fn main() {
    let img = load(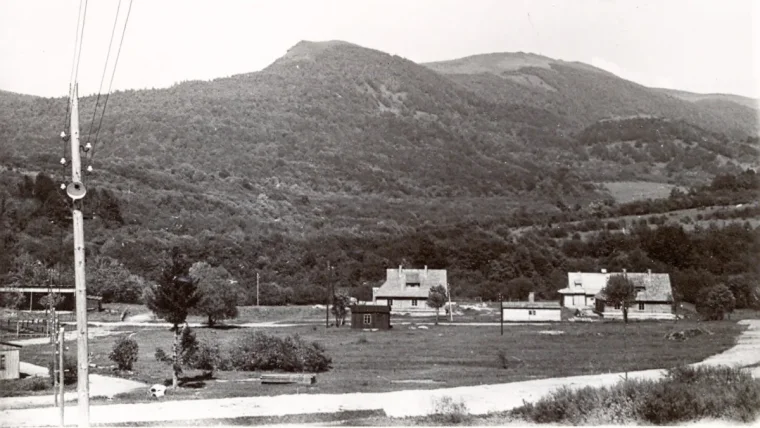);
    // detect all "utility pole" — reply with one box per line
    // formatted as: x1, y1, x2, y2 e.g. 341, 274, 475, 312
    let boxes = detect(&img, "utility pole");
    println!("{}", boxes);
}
447, 283, 453, 322
499, 294, 504, 336
256, 272, 260, 306
58, 326, 65, 428
66, 84, 89, 428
